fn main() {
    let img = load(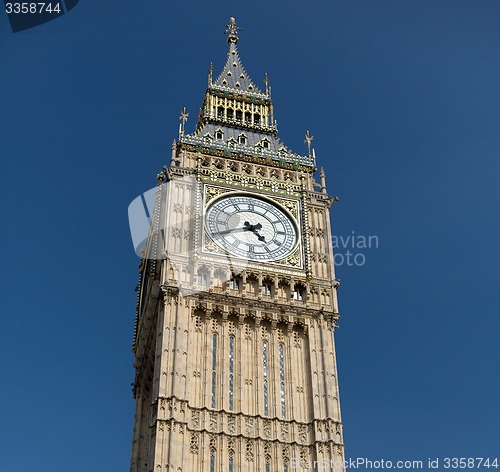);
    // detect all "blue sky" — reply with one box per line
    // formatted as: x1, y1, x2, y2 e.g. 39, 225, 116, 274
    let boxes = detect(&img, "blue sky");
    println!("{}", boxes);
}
1, 1, 499, 471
